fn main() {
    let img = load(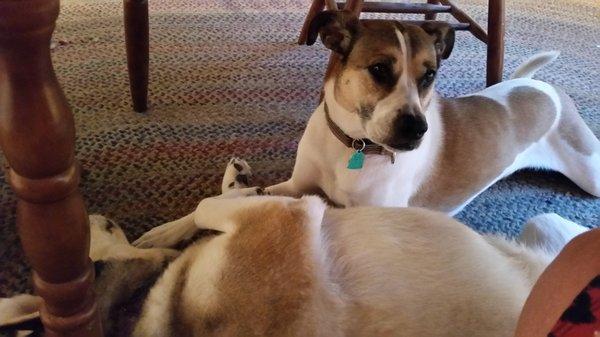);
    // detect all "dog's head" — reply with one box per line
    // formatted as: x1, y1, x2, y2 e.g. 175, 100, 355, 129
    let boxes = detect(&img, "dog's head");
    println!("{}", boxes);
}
307, 10, 454, 151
